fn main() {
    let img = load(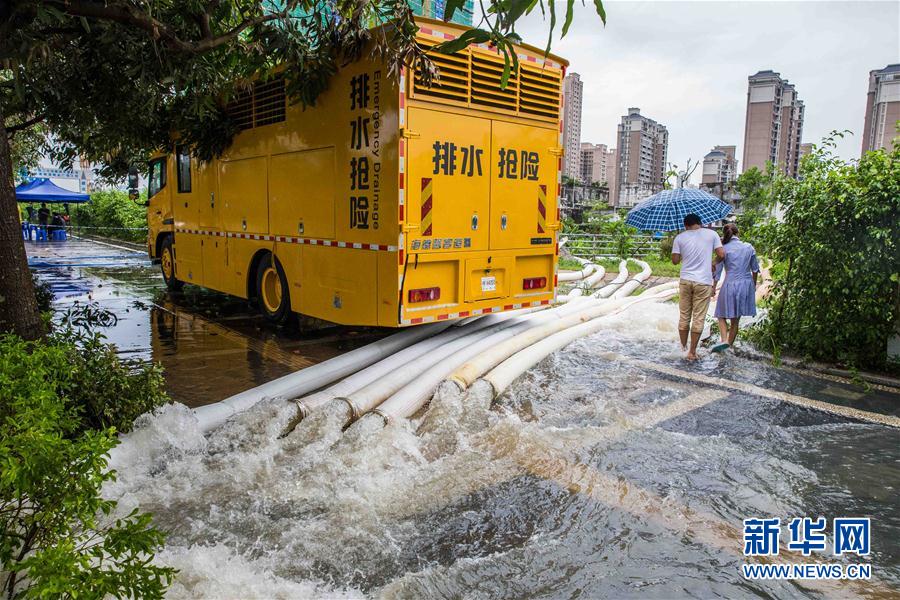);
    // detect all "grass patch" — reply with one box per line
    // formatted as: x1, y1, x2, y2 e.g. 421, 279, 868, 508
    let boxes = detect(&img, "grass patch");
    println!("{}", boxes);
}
558, 257, 582, 270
